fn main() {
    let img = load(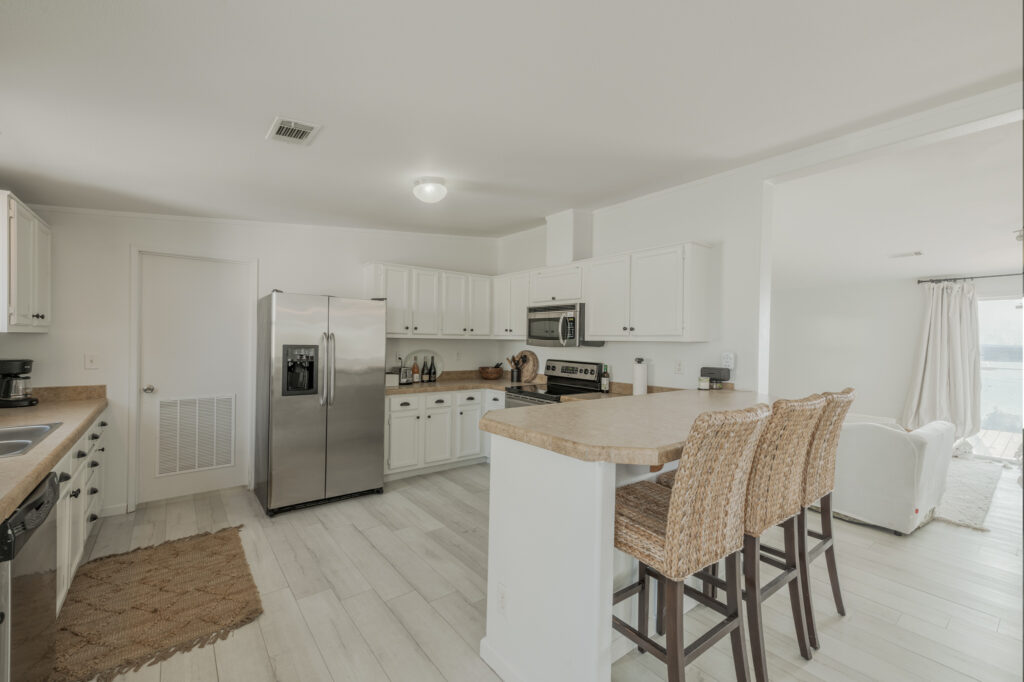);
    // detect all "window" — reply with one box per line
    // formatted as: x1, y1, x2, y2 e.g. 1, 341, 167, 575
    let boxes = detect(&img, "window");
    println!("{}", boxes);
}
973, 298, 1023, 461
